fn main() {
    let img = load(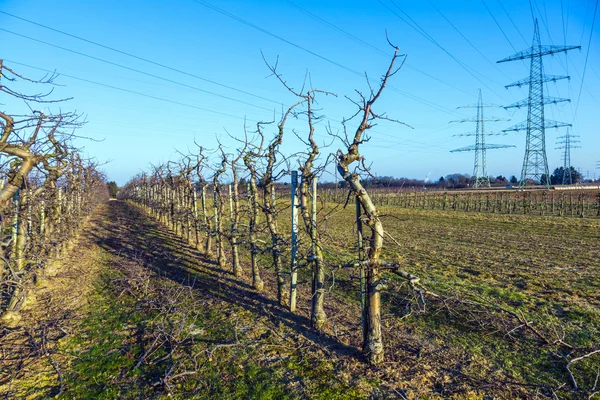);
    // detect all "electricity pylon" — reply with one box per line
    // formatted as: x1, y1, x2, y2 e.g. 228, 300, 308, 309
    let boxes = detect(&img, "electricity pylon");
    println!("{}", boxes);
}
450, 89, 515, 188
555, 128, 580, 184
497, 19, 580, 188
